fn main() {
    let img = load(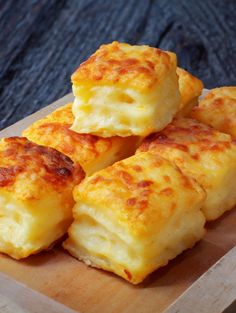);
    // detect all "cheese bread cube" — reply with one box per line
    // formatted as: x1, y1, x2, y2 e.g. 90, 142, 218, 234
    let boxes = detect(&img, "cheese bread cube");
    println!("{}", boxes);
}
23, 103, 138, 176
0, 137, 85, 259
138, 118, 236, 221
191, 87, 236, 137
176, 67, 203, 117
63, 151, 205, 284
71, 41, 181, 137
